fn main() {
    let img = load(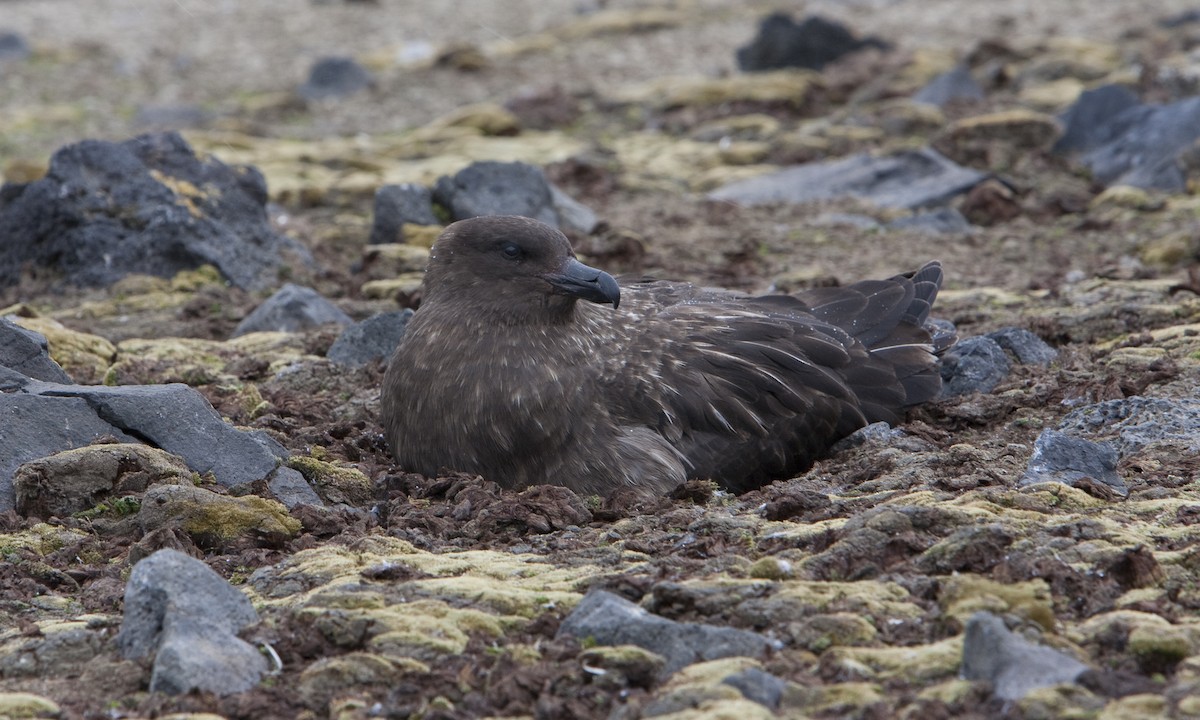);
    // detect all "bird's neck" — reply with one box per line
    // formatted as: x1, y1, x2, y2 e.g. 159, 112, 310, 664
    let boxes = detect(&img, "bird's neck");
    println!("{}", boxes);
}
419, 294, 580, 328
